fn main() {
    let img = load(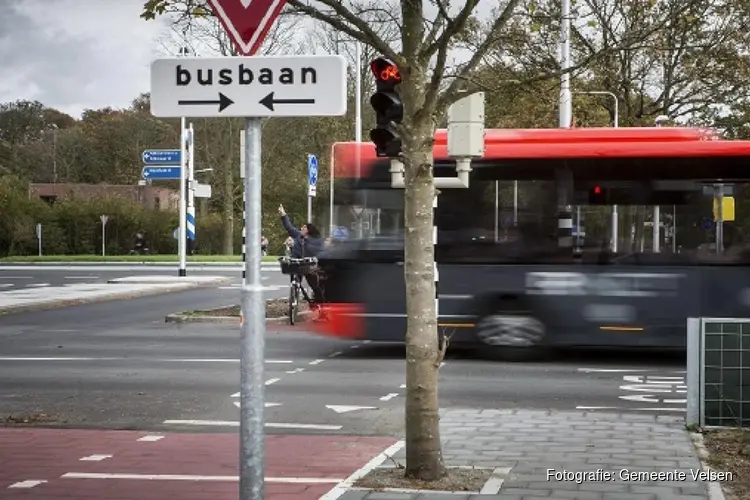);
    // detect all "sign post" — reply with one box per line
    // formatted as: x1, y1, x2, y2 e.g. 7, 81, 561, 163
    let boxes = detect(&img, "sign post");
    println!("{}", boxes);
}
152, 2, 347, 498
100, 215, 108, 256
307, 154, 318, 222
35, 223, 42, 256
